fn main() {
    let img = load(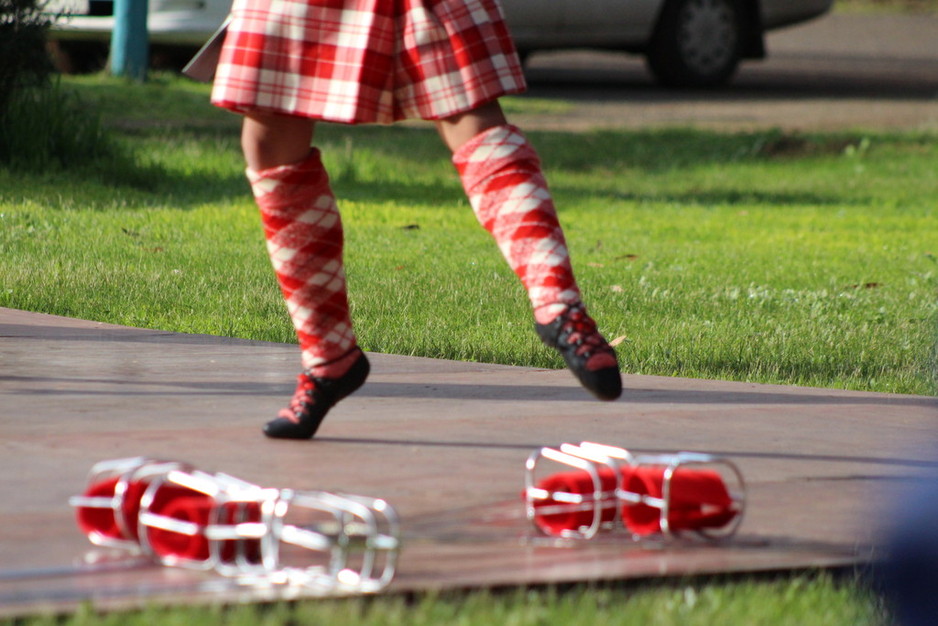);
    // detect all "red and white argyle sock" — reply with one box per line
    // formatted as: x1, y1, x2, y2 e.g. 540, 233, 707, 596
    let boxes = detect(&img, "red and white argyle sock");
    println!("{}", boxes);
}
453, 125, 581, 324
248, 149, 358, 377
